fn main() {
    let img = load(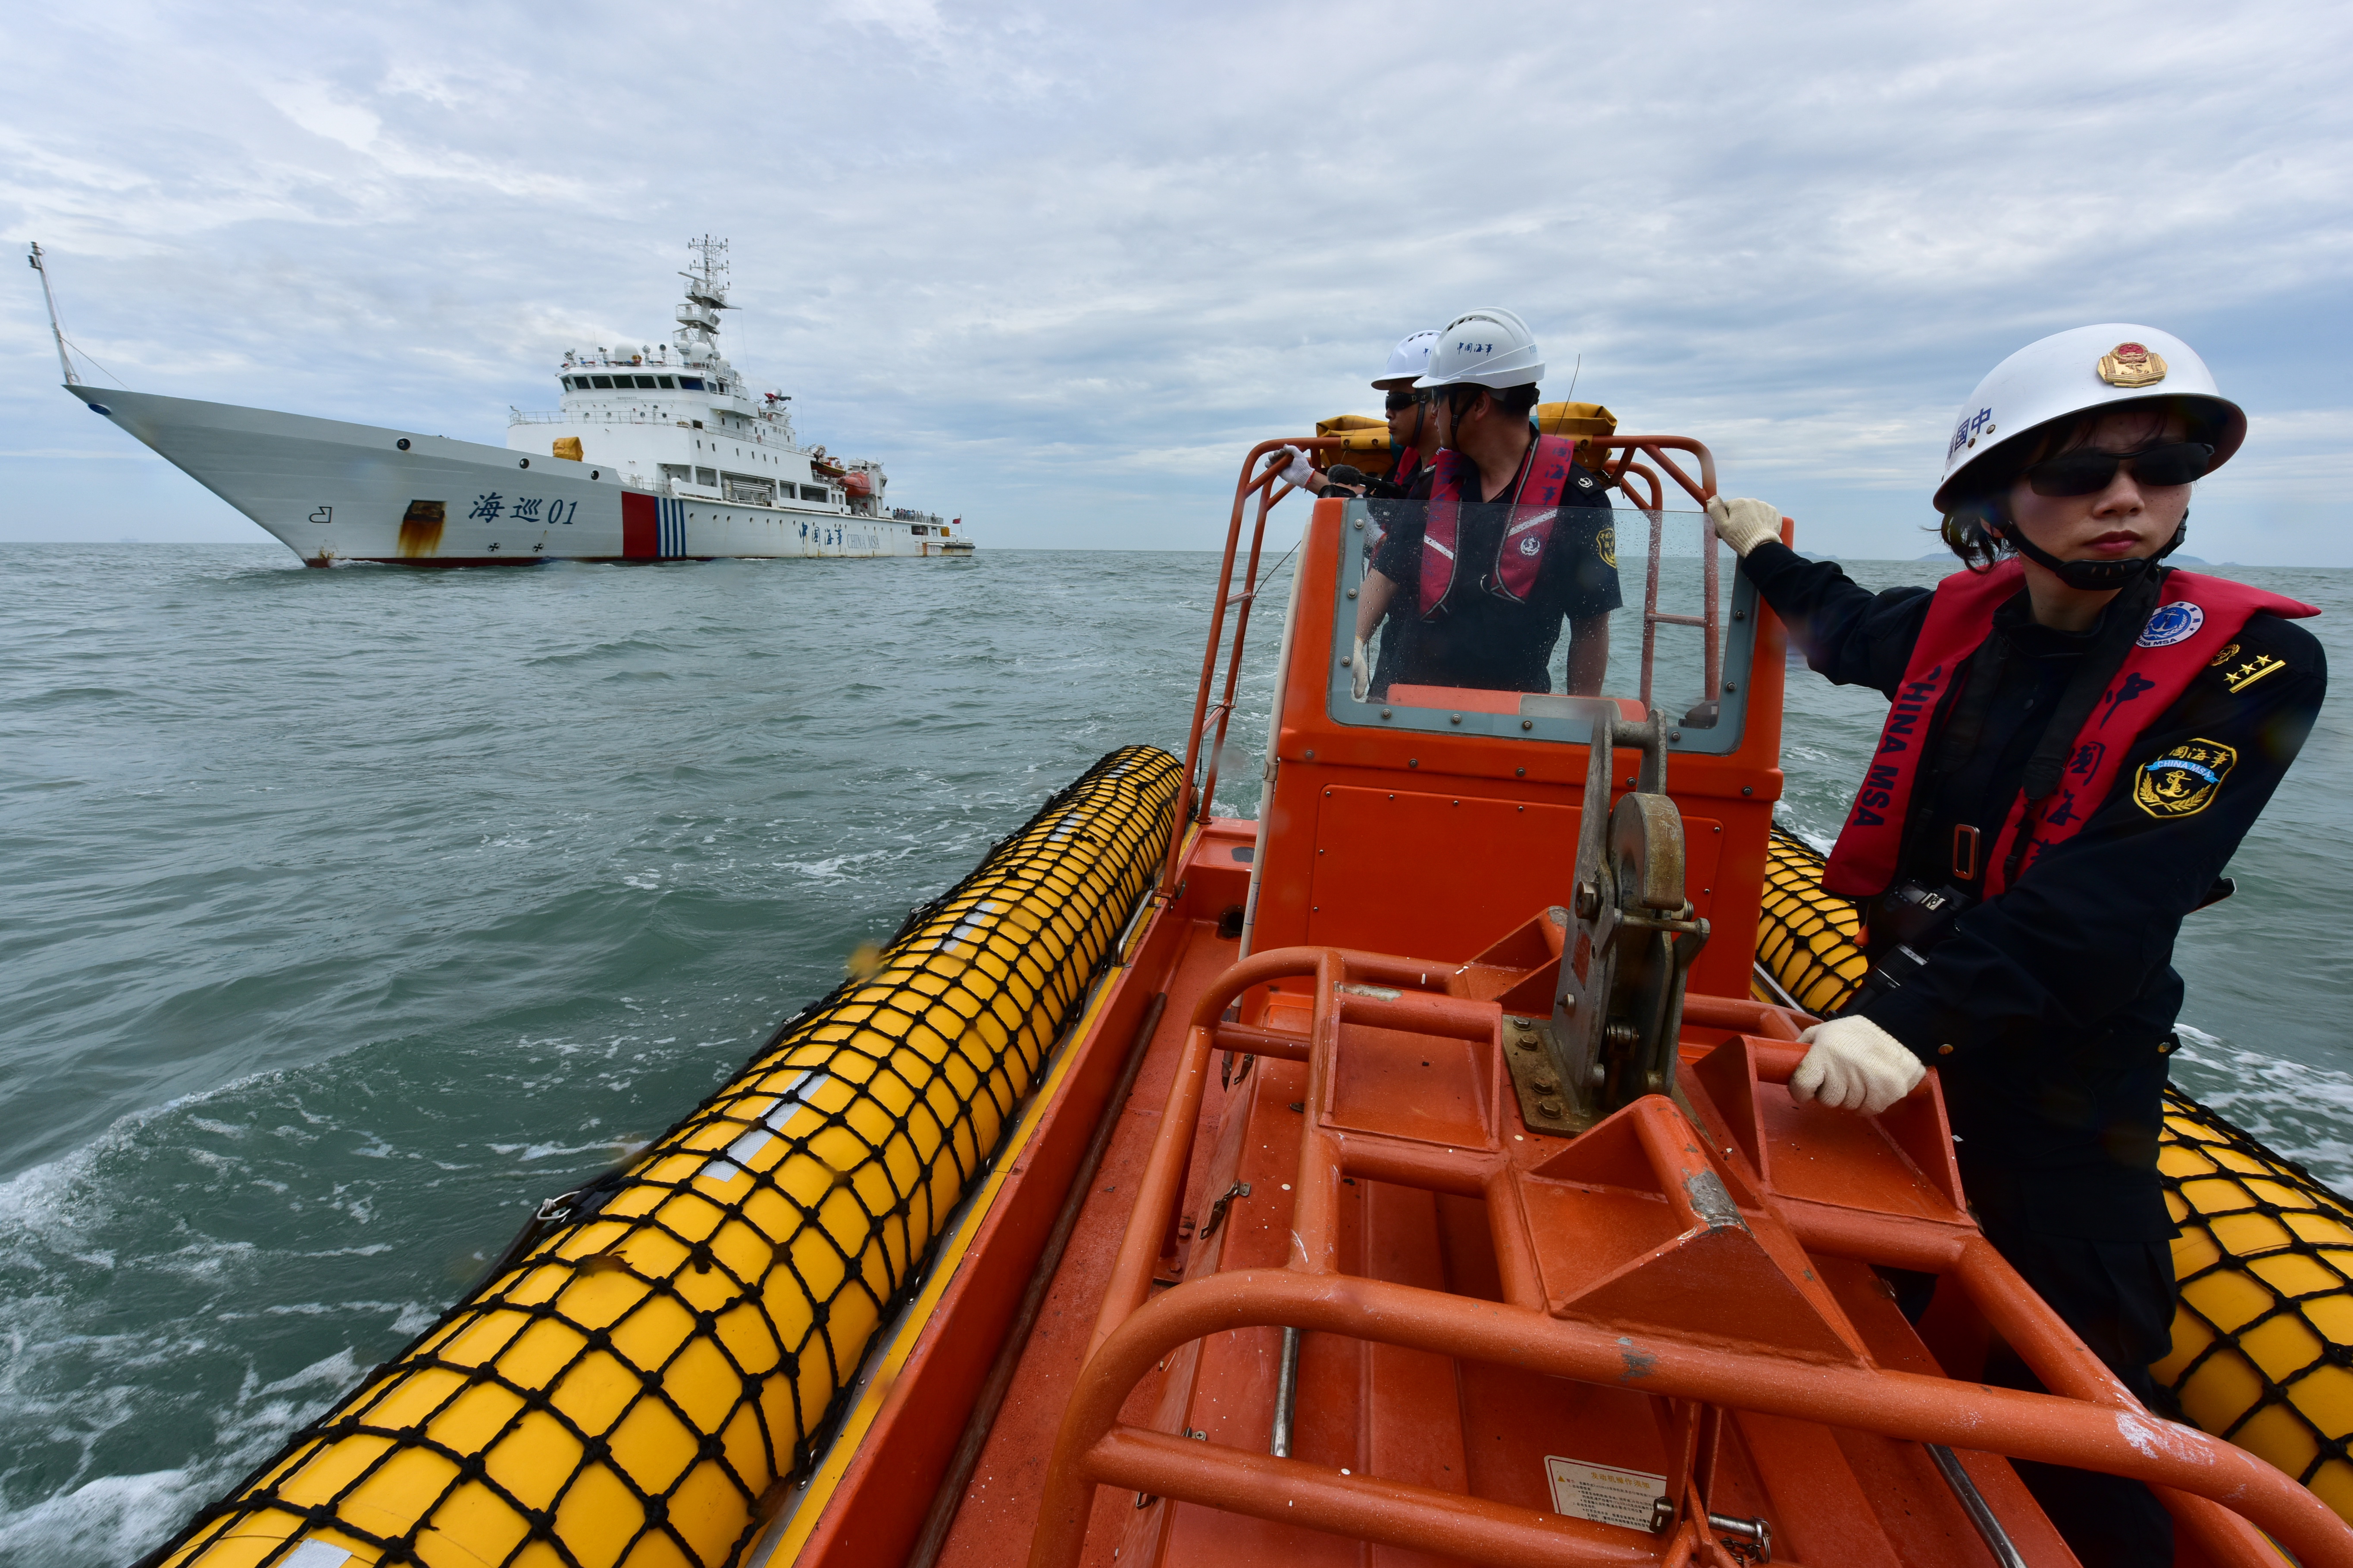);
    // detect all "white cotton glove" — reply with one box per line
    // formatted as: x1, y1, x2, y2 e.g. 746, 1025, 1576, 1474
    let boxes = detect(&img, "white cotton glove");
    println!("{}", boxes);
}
1350, 635, 1370, 701
1706, 496, 1784, 557
1277, 446, 1320, 492
1790, 1016, 1926, 1114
